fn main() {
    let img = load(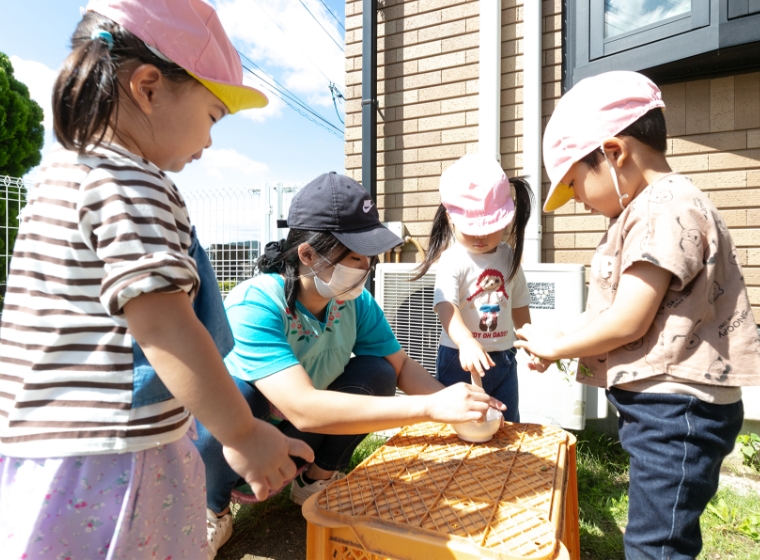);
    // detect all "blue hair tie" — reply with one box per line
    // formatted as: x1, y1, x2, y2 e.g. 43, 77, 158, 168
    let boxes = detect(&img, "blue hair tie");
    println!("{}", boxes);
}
91, 29, 114, 50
